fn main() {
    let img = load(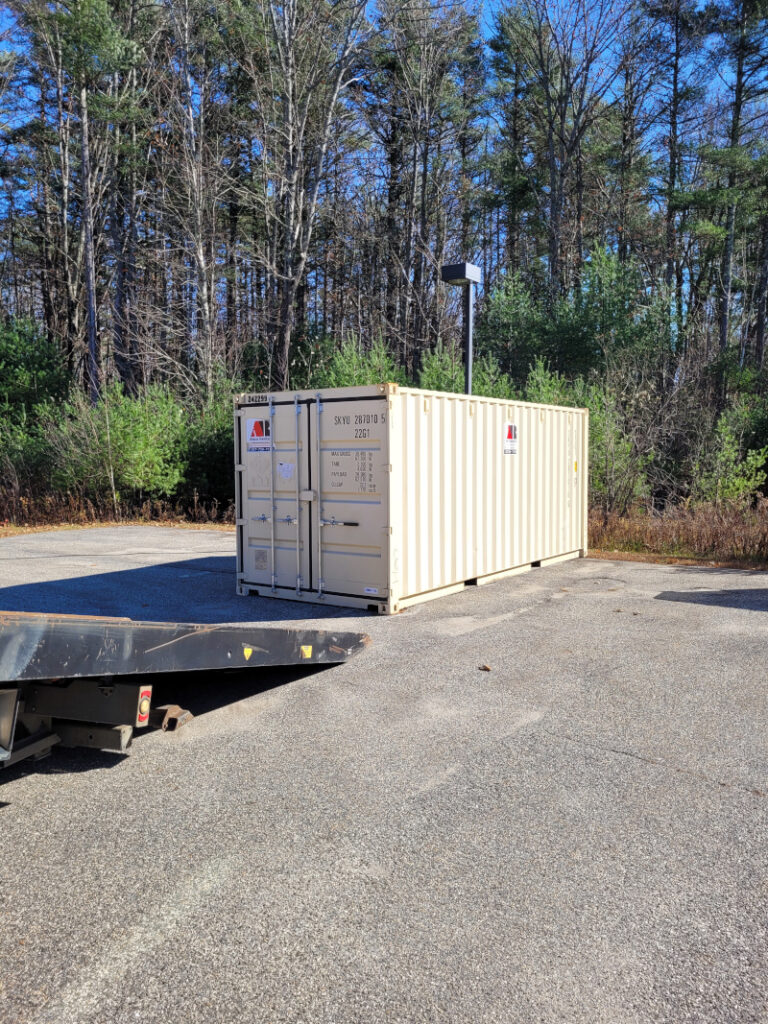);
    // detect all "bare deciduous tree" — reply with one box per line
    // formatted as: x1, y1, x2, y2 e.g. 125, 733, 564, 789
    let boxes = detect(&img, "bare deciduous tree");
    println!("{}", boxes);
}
230, 0, 368, 387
